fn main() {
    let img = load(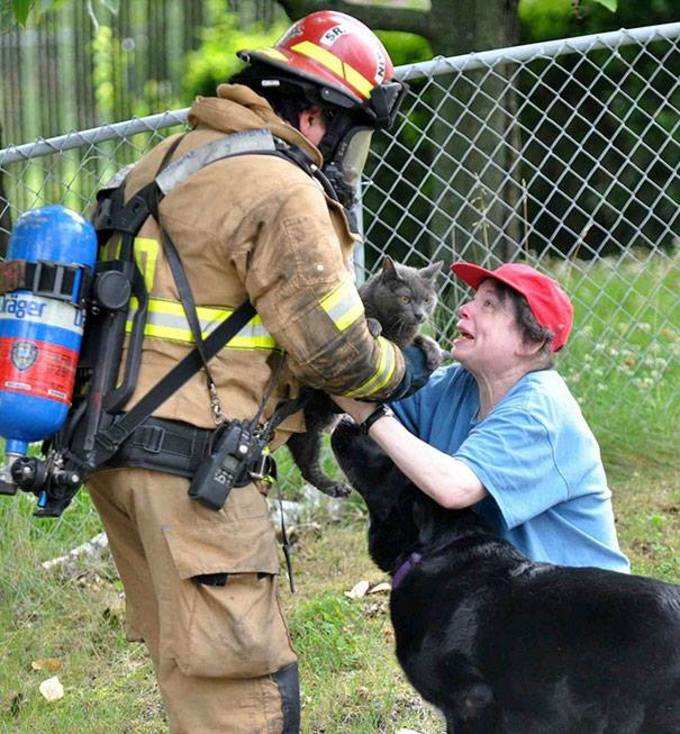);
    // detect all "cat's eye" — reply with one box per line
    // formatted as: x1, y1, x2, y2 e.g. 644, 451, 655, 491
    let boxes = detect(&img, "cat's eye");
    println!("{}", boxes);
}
400, 295, 411, 304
